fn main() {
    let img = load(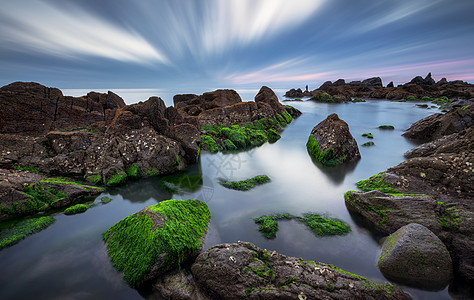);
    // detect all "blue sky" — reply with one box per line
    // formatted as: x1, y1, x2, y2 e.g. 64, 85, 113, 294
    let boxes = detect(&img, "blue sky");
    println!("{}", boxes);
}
1, 0, 473, 89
